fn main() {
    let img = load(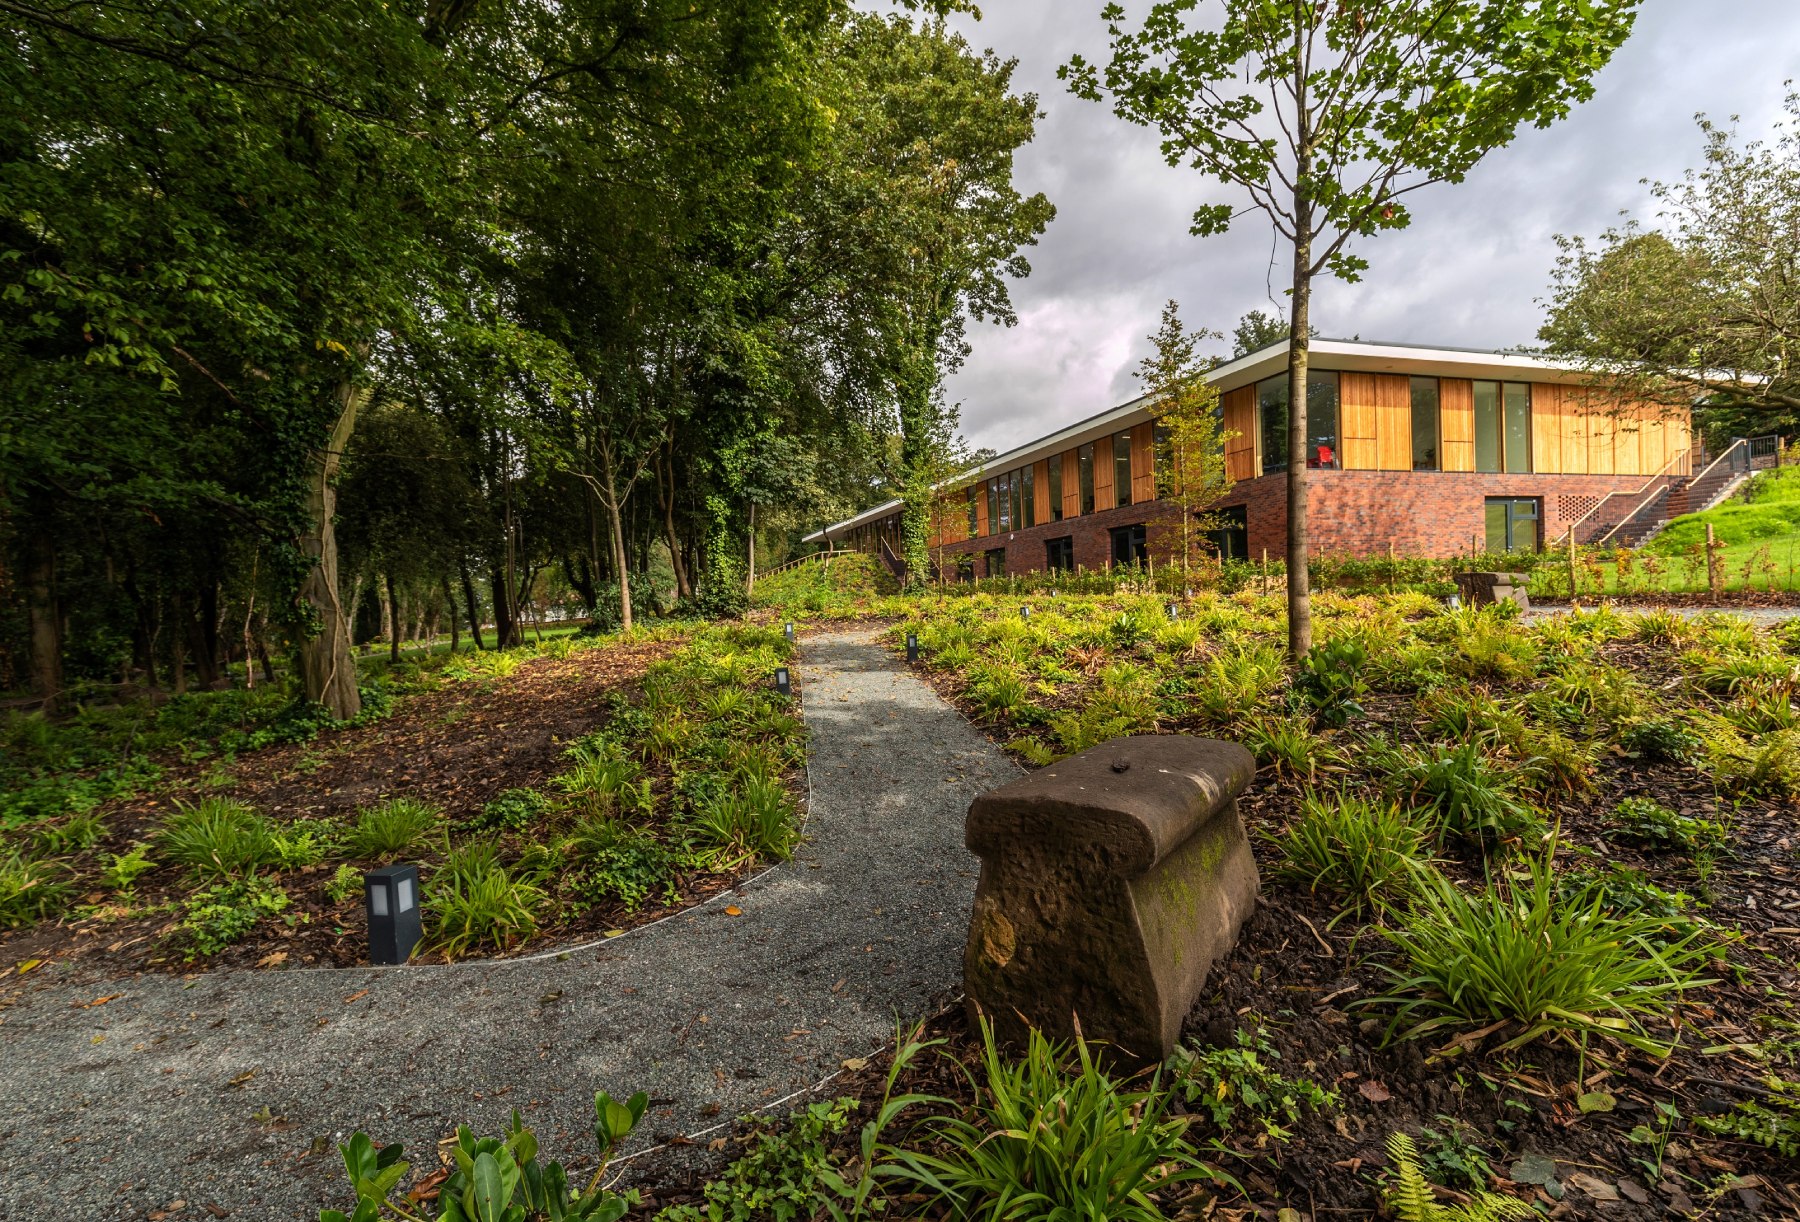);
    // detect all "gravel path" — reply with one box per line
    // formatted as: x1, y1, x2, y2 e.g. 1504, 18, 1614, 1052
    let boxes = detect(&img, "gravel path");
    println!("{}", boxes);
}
0, 627, 1011, 1221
